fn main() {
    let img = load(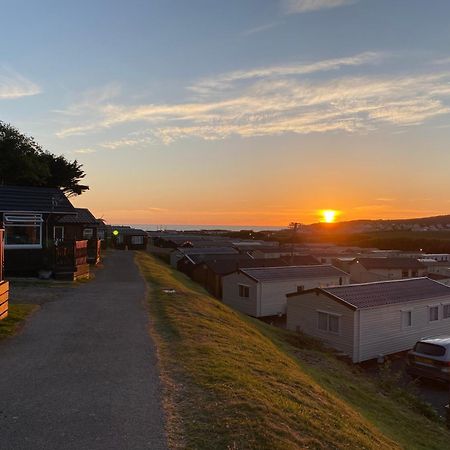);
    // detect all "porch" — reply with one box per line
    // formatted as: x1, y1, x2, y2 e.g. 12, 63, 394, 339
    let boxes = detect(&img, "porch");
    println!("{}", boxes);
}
53, 240, 90, 281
